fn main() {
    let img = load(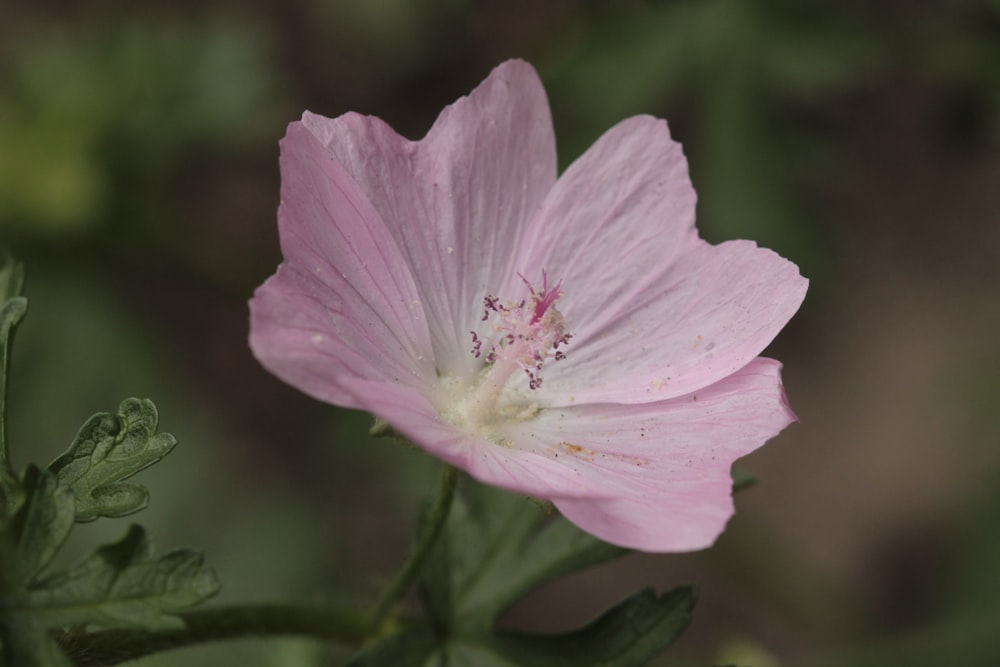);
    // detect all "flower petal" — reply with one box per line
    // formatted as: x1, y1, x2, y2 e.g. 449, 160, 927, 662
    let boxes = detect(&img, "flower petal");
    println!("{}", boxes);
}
501, 358, 796, 551
508, 115, 807, 405
249, 121, 436, 408
300, 59, 557, 378
517, 115, 699, 297
543, 237, 806, 405
338, 378, 620, 500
